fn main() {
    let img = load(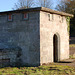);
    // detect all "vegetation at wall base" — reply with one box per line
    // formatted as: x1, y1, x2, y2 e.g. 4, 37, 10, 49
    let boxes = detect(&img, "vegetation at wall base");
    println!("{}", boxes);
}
0, 65, 75, 75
